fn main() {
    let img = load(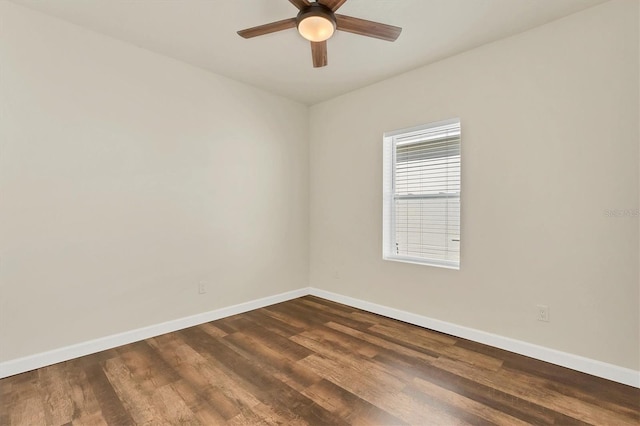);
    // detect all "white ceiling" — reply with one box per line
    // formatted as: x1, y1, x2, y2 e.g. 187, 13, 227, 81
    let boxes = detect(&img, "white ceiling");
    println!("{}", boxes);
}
11, 0, 606, 105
